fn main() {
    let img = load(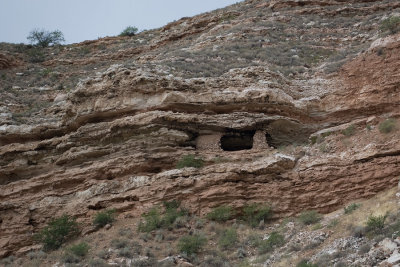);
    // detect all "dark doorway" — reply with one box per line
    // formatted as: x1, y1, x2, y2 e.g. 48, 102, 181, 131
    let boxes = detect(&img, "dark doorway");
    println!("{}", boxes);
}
220, 130, 255, 151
